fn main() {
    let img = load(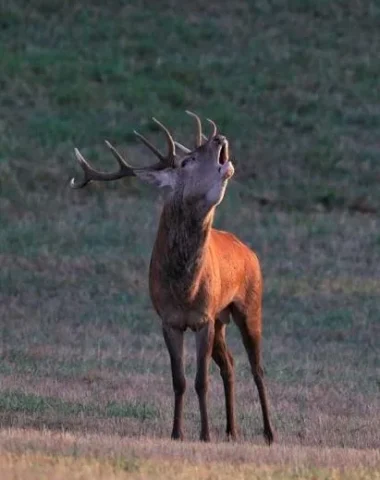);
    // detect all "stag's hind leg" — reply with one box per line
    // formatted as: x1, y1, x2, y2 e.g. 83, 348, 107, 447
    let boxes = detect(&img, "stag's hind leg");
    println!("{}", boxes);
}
212, 312, 237, 440
231, 305, 275, 445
